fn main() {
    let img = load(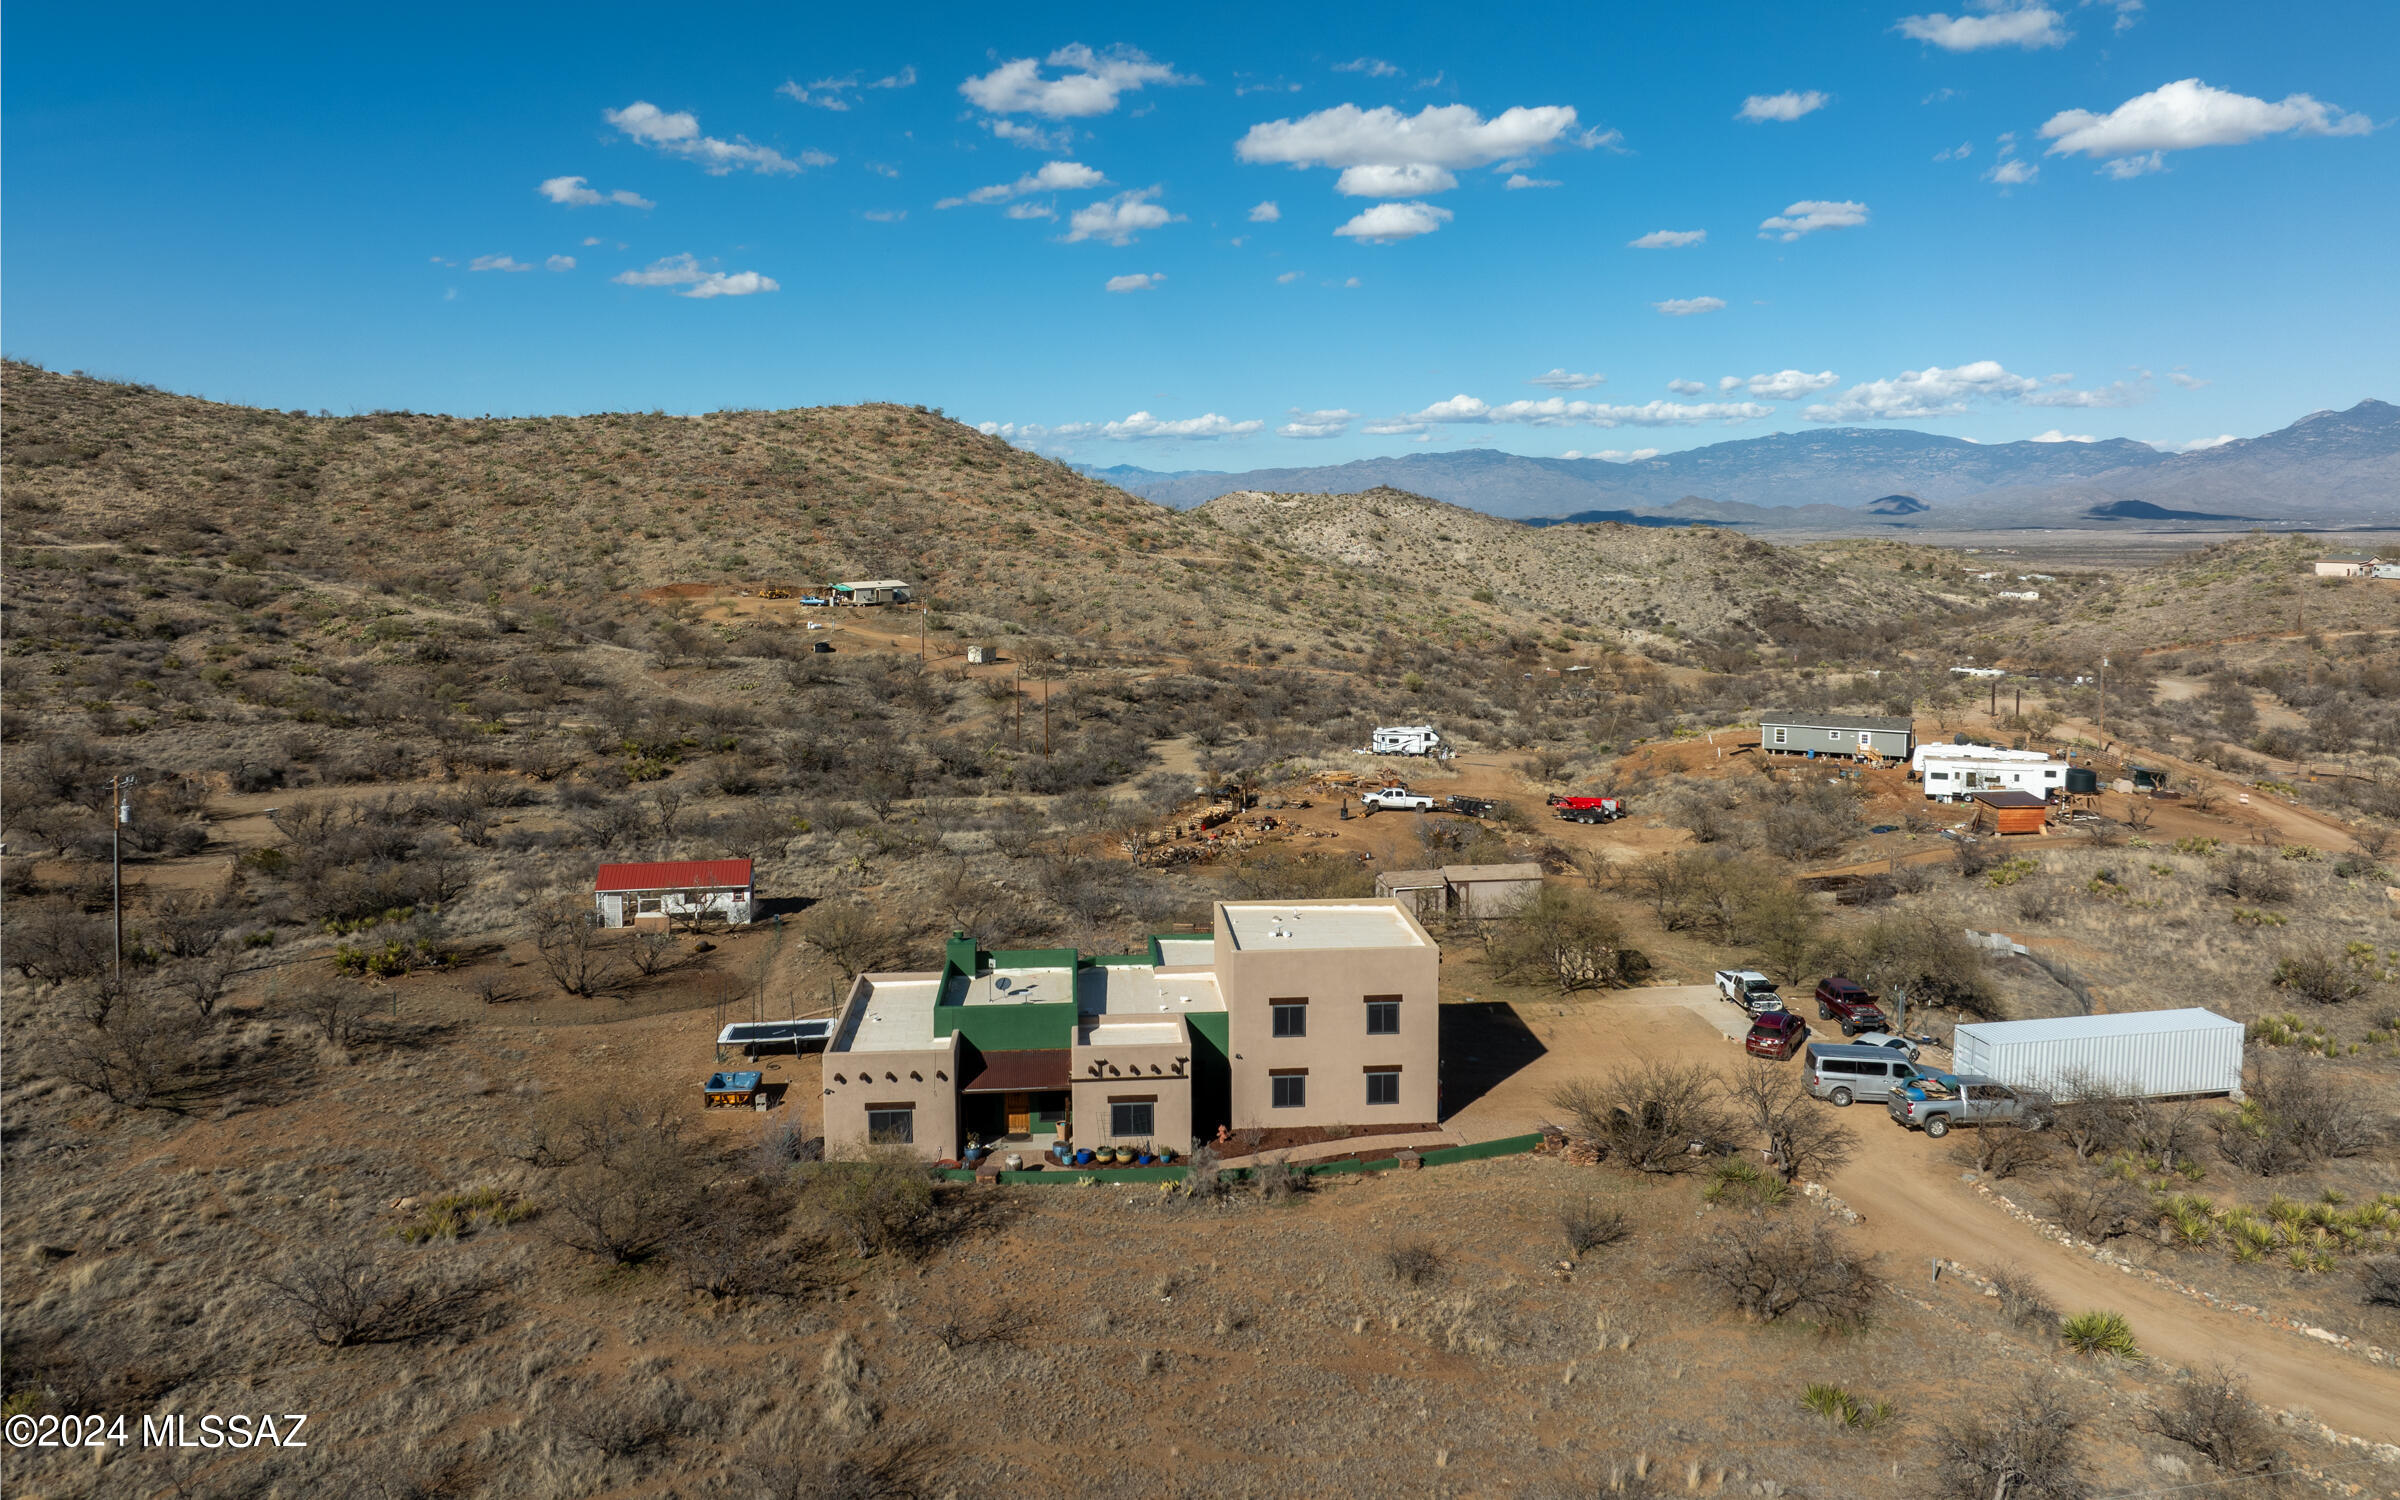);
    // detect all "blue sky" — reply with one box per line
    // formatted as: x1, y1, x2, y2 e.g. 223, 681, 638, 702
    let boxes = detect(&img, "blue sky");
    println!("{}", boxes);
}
5, 1, 2395, 468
